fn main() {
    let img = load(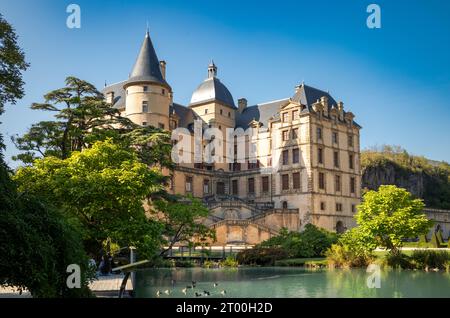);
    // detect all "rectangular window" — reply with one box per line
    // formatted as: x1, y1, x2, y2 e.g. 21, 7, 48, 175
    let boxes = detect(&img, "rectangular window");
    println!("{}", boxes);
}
228, 112, 231, 118
282, 130, 289, 141
333, 151, 339, 168
185, 176, 193, 192
203, 179, 210, 194
142, 101, 148, 113
348, 135, 353, 147
158, 123, 165, 129
336, 203, 343, 212
232, 180, 238, 195
335, 175, 341, 192
282, 150, 289, 165
351, 204, 356, 213
162, 88, 165, 95
292, 110, 299, 120
142, 122, 147, 126
216, 182, 225, 195
320, 202, 326, 211
262, 176, 269, 193
220, 109, 223, 115
317, 127, 322, 141
349, 153, 354, 169
292, 128, 299, 139
332, 132, 338, 144
143, 86, 148, 92
350, 177, 356, 194
282, 112, 288, 122
319, 172, 325, 190
318, 148, 323, 164
282, 174, 289, 190
293, 172, 300, 189
205, 109, 208, 114
292, 148, 299, 164
248, 178, 255, 194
